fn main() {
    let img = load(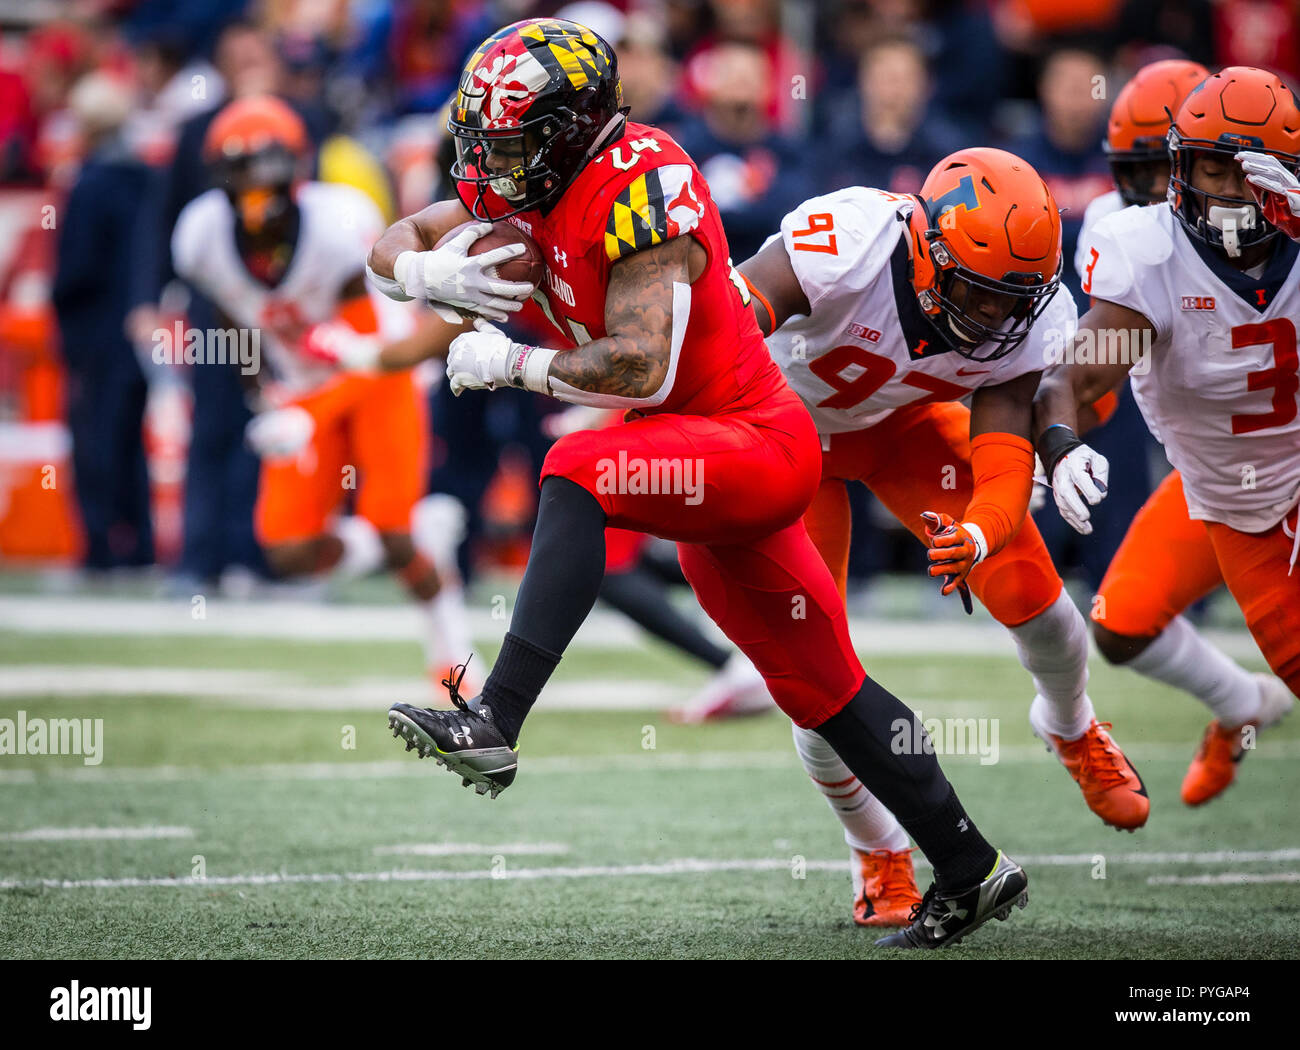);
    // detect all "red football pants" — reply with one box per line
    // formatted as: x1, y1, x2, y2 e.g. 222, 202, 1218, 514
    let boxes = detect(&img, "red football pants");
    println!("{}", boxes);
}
542, 393, 866, 726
